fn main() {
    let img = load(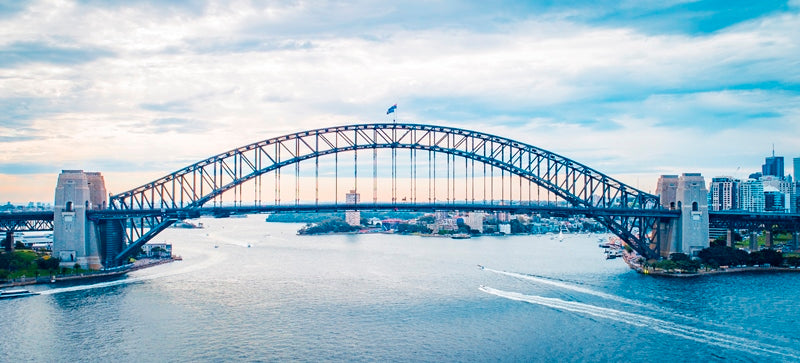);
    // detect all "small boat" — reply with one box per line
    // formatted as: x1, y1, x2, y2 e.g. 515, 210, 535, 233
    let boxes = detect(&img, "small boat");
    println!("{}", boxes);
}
477, 264, 485, 270
451, 233, 471, 239
0, 289, 40, 299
